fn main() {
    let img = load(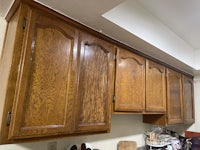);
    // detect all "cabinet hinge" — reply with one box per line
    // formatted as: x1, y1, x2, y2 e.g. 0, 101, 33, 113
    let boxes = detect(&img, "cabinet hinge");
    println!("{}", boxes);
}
6, 112, 12, 126
113, 95, 116, 102
22, 18, 26, 30
114, 54, 117, 60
